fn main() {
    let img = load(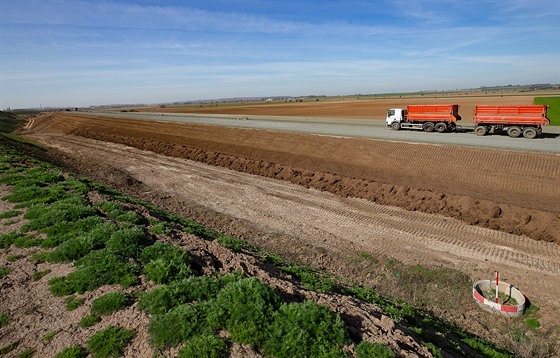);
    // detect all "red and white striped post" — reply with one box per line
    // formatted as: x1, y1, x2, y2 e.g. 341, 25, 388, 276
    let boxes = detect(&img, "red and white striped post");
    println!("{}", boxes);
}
495, 271, 499, 303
